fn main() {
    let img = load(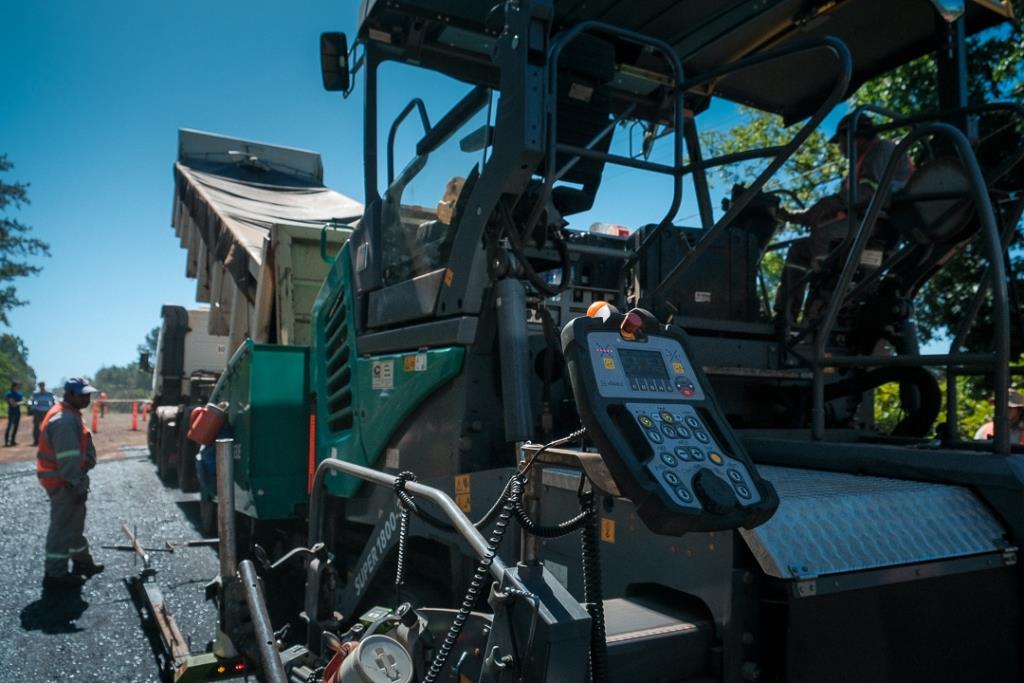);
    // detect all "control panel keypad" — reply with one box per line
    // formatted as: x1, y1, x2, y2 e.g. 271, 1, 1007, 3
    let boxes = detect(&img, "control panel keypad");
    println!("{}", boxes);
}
627, 402, 760, 508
